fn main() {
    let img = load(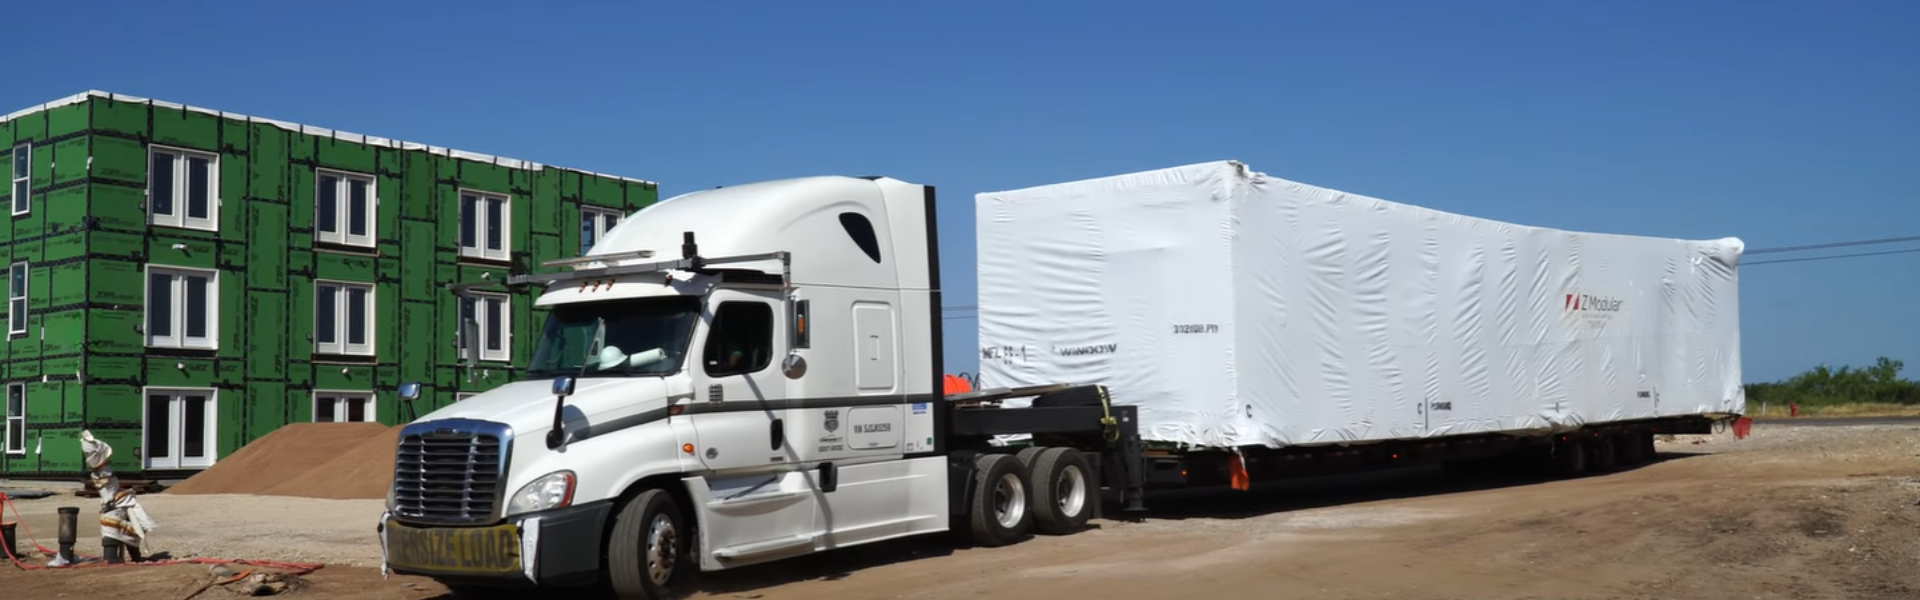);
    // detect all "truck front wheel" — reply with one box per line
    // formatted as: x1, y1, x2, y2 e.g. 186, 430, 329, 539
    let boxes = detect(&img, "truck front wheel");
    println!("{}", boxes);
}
607, 488, 691, 600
